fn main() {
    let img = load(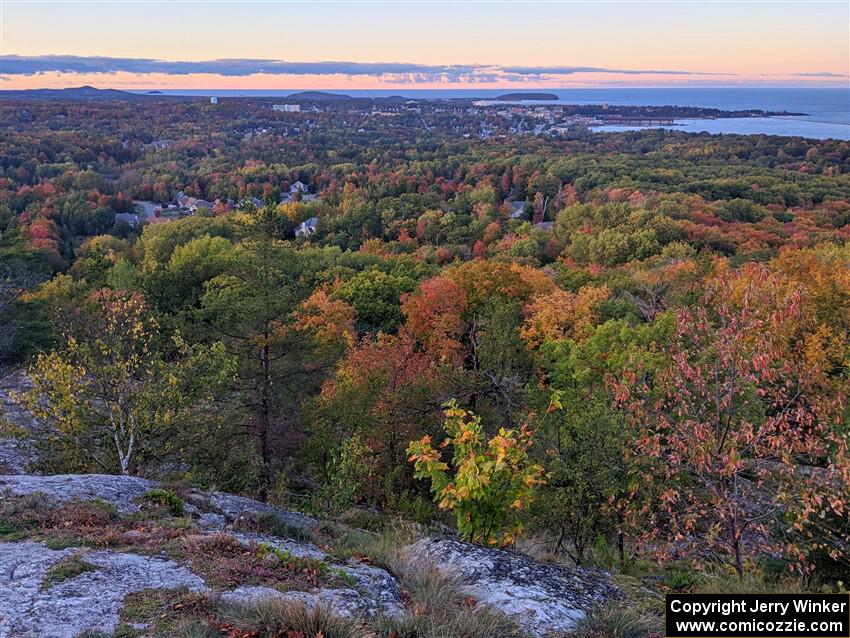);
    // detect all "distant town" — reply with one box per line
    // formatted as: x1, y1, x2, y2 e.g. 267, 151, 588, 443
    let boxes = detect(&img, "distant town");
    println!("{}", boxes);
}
0, 86, 811, 237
